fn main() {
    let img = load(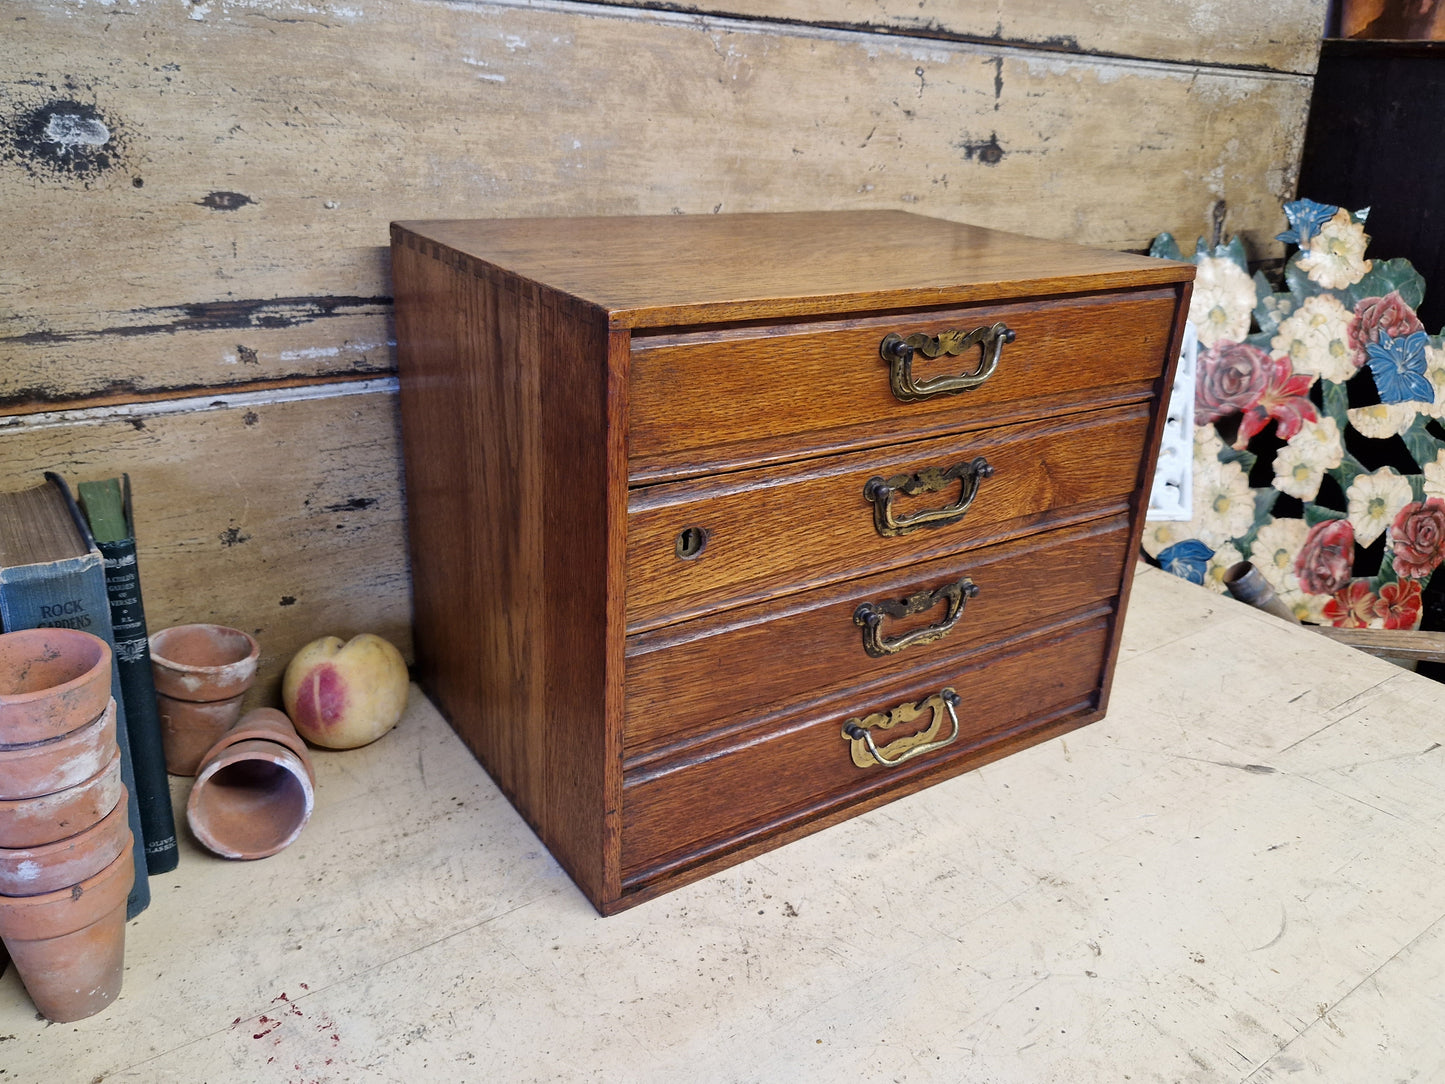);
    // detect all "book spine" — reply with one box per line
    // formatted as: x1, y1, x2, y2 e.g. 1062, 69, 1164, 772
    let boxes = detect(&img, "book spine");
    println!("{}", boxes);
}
97, 536, 180, 875
0, 561, 151, 920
